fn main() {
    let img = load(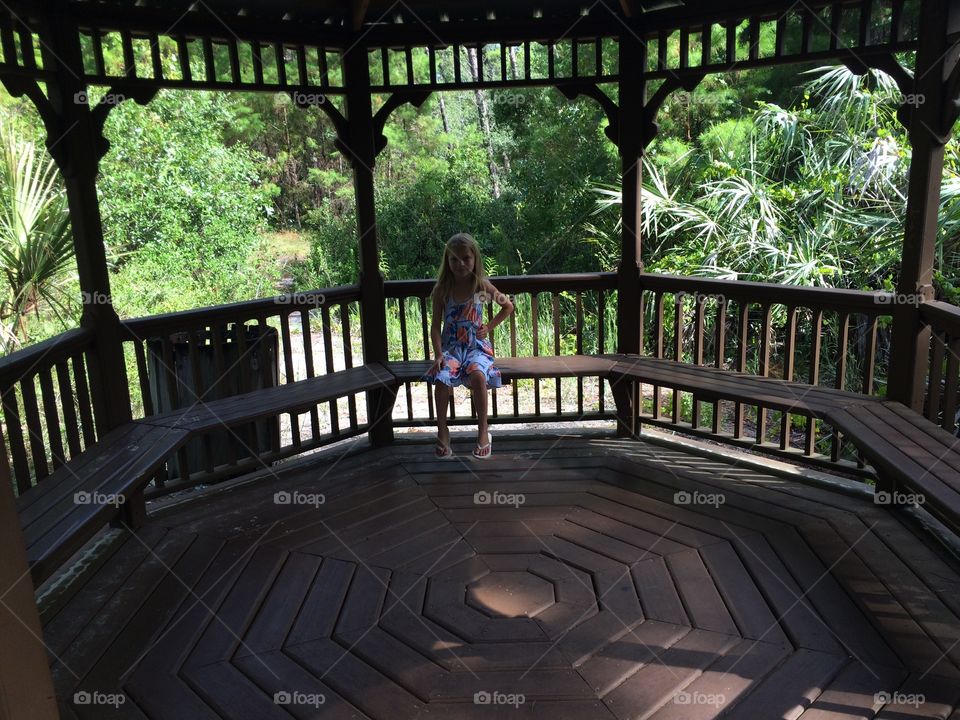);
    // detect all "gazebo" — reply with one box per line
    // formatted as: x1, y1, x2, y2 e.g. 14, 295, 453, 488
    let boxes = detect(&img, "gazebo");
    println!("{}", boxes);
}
3, 0, 960, 717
